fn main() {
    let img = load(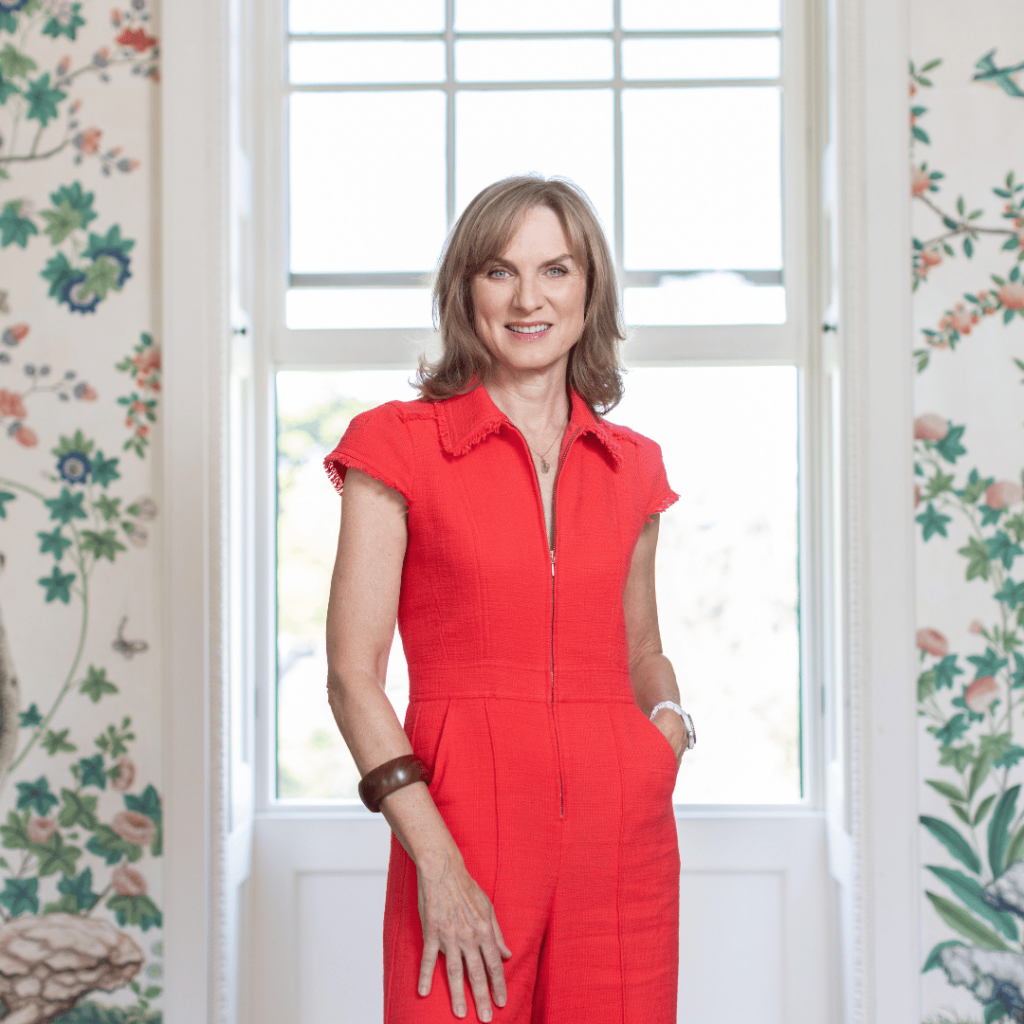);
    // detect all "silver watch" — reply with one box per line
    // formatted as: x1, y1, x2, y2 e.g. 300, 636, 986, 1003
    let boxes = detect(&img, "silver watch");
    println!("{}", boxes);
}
650, 700, 696, 750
